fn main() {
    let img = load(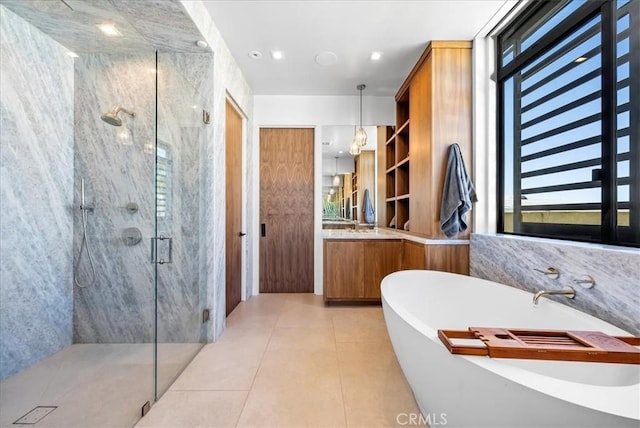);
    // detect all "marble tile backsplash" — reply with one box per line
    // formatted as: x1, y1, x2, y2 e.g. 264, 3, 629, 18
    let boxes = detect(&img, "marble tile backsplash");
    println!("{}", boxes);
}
470, 234, 640, 335
0, 6, 75, 380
